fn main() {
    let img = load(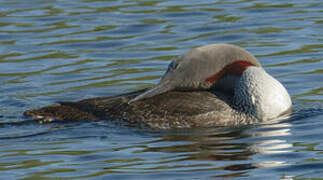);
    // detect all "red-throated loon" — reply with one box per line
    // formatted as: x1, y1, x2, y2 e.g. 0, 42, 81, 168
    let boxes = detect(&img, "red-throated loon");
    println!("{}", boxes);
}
24, 44, 292, 129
